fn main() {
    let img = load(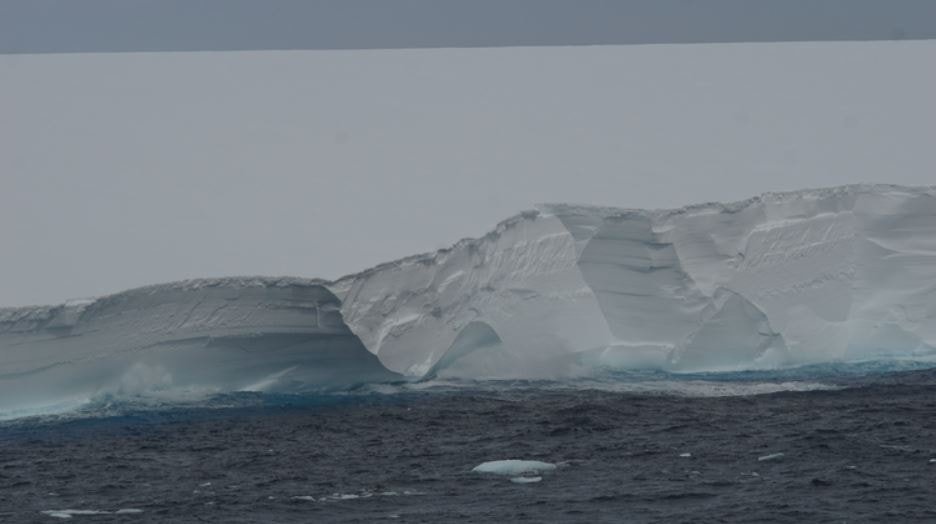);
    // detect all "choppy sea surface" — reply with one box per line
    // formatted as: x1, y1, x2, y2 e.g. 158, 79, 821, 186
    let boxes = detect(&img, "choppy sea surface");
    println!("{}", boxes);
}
3, 361, 936, 523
